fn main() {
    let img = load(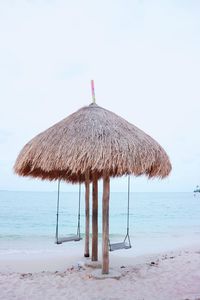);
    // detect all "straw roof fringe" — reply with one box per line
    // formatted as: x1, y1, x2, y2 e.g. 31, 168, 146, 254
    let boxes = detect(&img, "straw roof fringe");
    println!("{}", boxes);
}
14, 103, 171, 183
